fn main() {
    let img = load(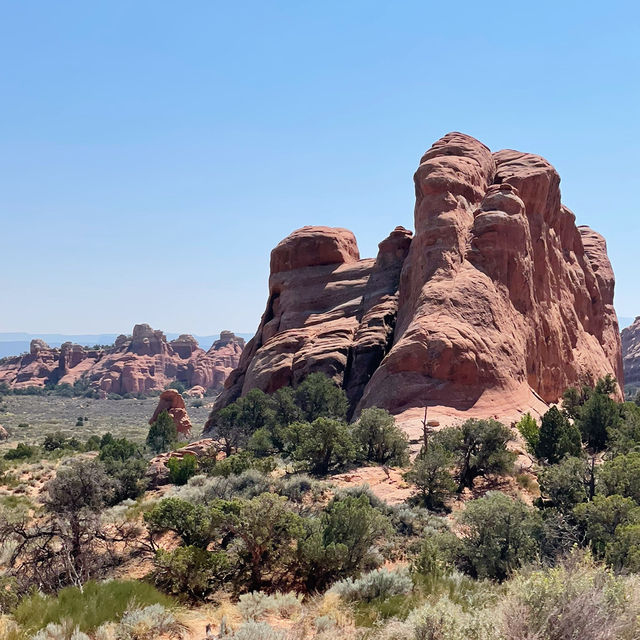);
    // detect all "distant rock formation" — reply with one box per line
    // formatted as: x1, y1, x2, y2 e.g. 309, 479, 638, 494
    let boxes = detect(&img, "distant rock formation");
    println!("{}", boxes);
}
0, 326, 245, 396
622, 317, 640, 393
149, 389, 192, 436
208, 133, 622, 429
